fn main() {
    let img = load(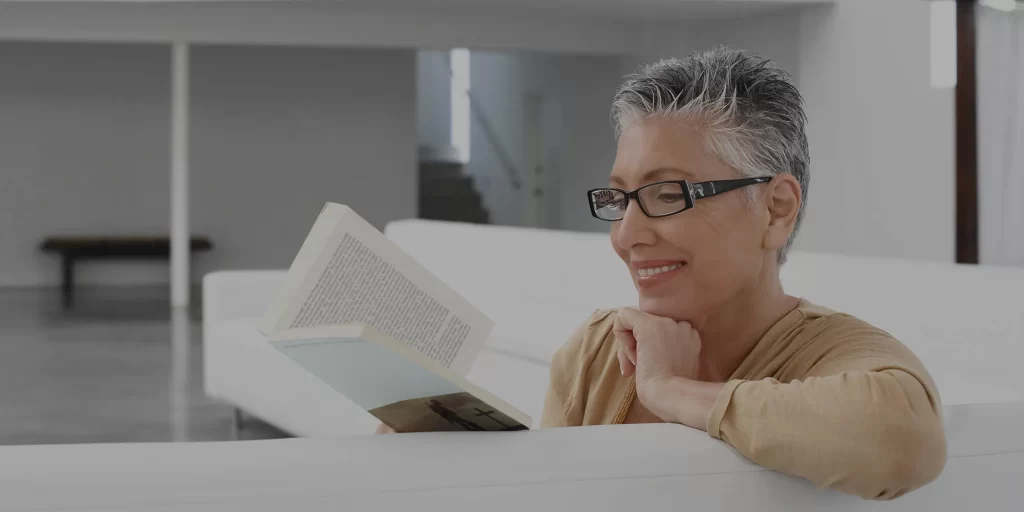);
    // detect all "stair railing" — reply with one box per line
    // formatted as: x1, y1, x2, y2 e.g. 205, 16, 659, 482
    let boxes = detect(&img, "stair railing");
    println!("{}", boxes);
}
446, 53, 523, 191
